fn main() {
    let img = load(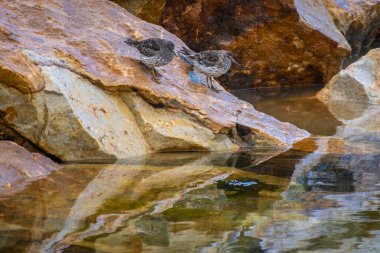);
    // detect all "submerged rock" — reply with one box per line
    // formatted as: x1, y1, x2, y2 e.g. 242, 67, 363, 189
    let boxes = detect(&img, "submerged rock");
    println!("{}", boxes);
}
318, 48, 380, 105
0, 141, 60, 195
0, 0, 309, 161
127, 0, 351, 88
